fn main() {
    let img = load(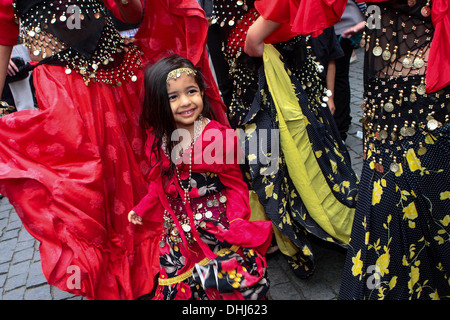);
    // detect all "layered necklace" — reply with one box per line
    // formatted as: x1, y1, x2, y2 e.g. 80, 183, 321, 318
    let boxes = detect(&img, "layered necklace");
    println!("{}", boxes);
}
172, 114, 204, 204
